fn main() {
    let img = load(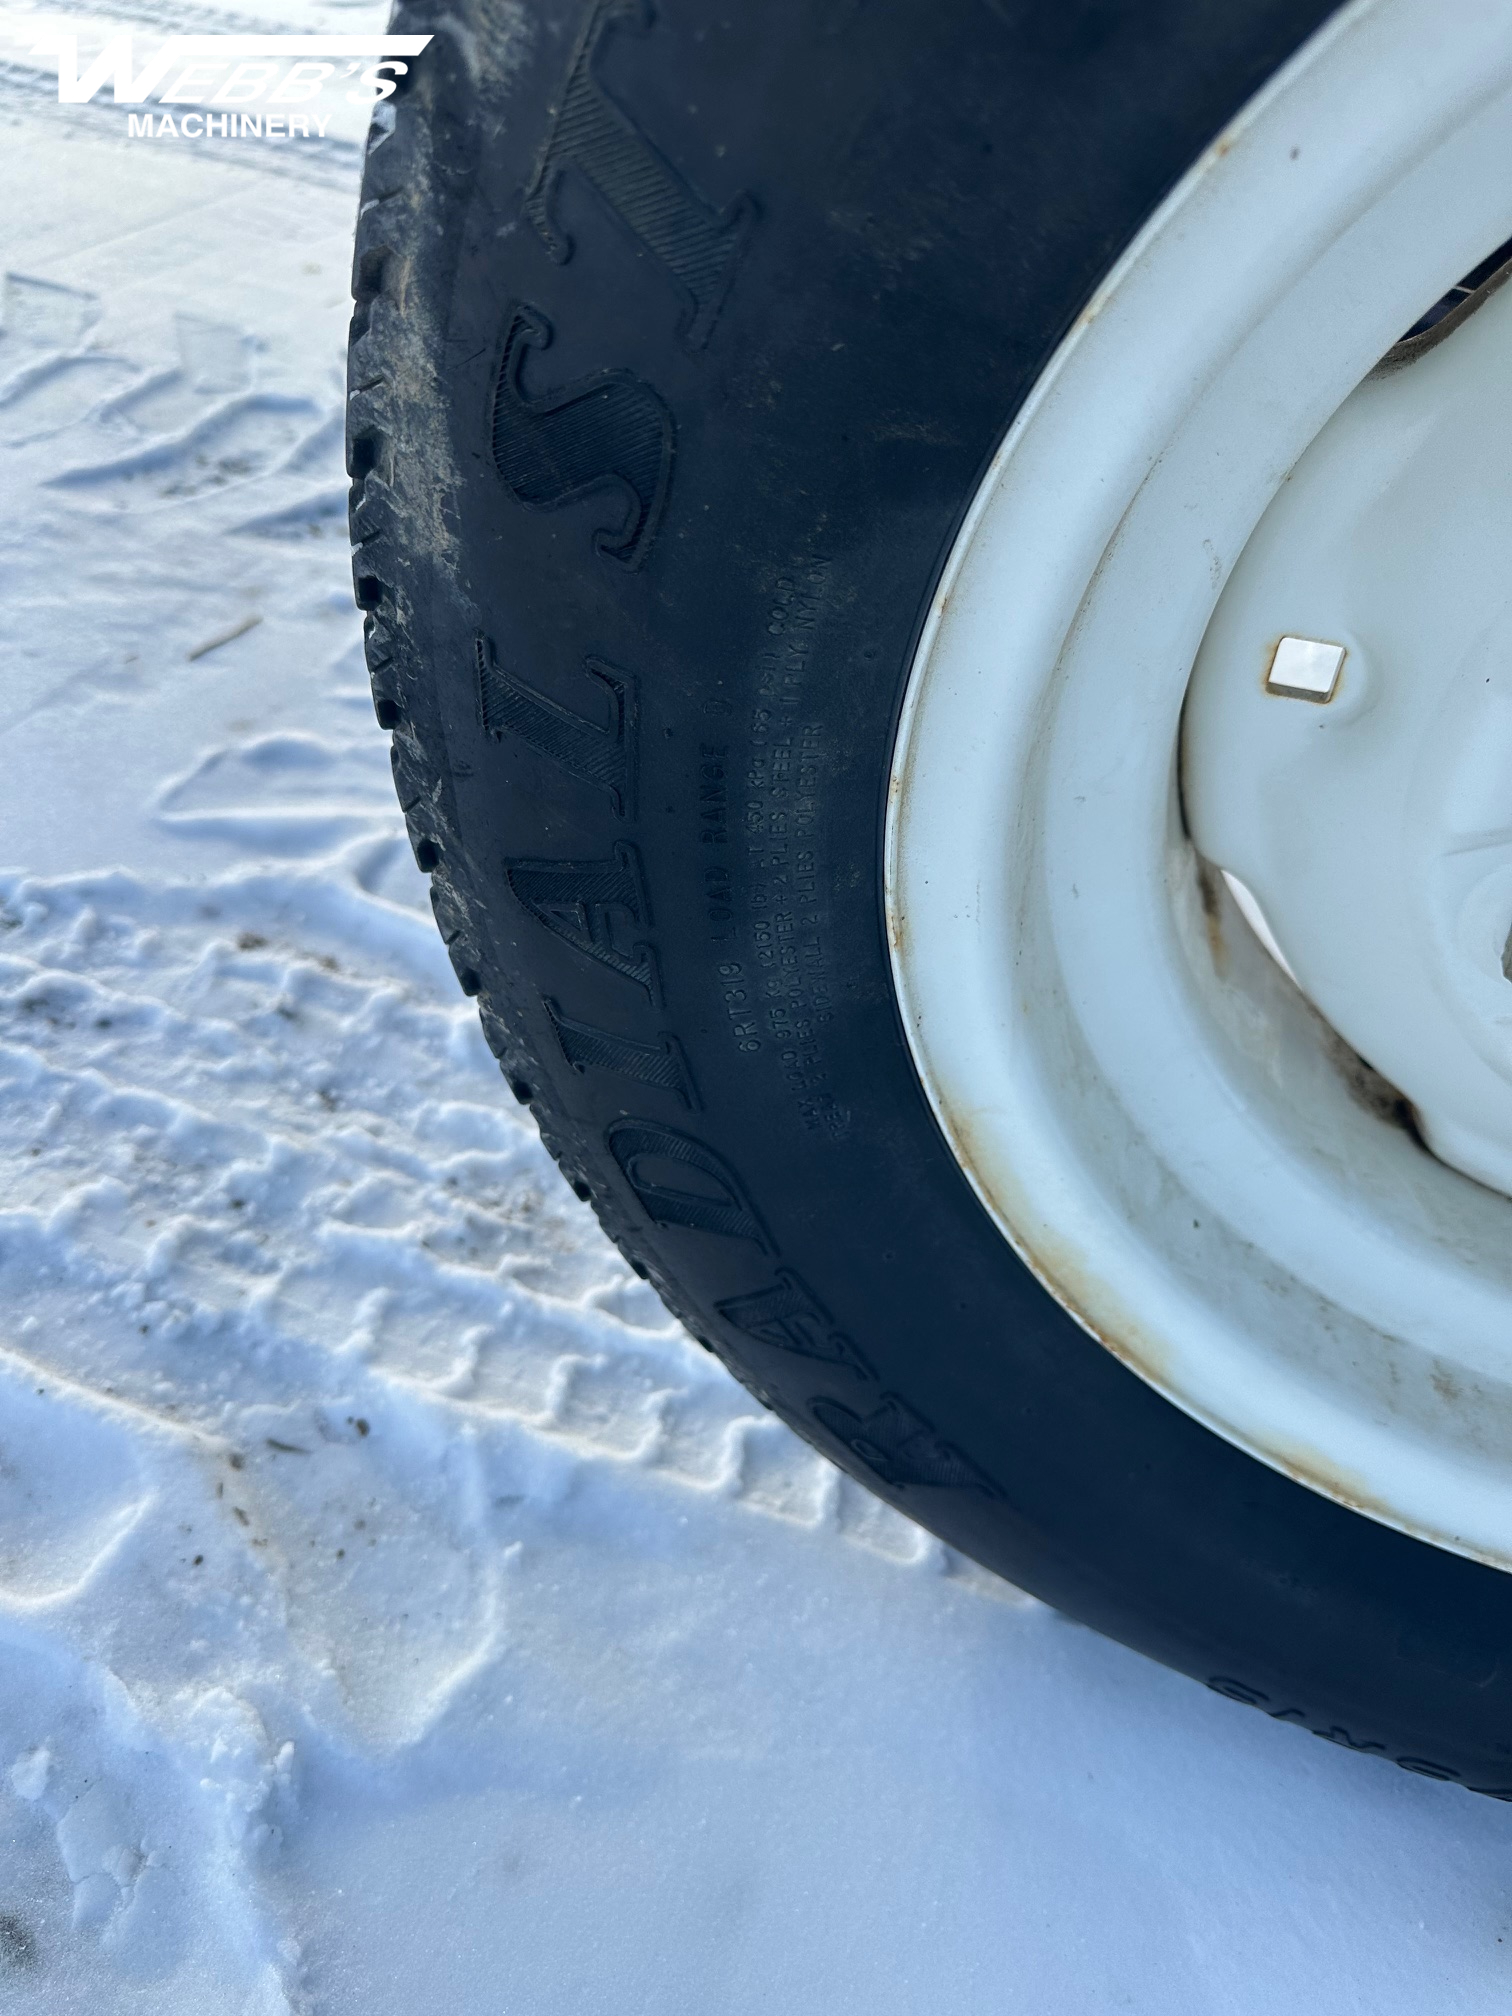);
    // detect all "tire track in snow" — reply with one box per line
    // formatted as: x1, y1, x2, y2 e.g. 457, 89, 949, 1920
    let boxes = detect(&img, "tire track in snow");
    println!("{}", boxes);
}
0, 863, 1015, 1588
